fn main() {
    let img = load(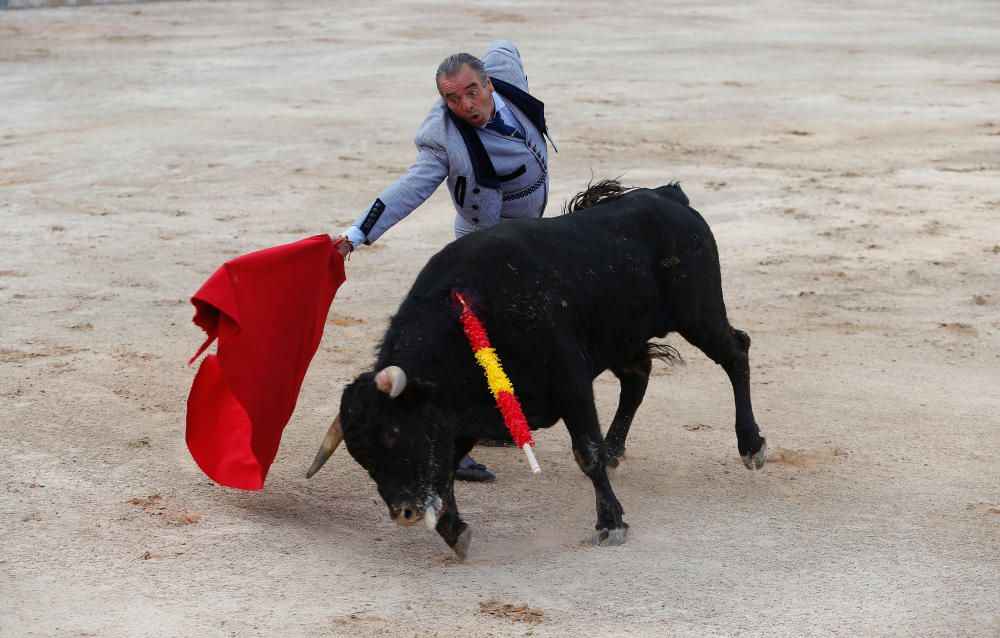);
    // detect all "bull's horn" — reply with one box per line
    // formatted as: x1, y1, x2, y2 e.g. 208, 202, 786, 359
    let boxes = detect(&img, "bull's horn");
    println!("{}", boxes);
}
305, 414, 343, 478
375, 366, 407, 398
